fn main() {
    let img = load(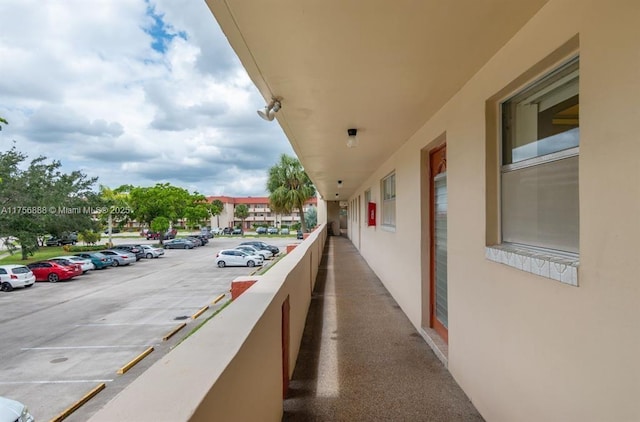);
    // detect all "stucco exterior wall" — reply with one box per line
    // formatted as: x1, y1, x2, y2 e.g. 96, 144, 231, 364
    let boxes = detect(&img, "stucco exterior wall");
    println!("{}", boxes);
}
350, 1, 640, 420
